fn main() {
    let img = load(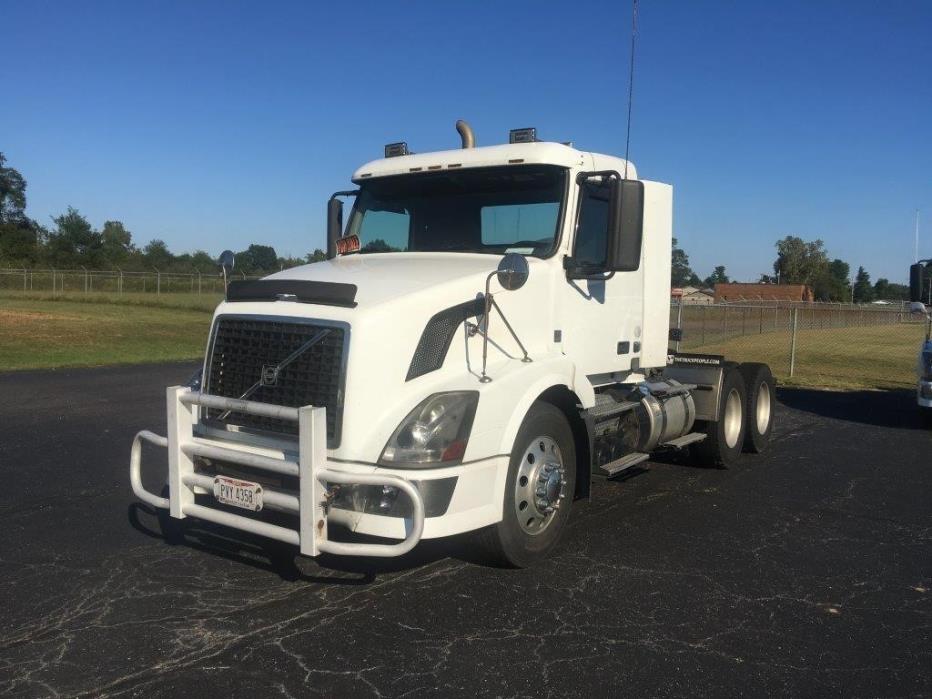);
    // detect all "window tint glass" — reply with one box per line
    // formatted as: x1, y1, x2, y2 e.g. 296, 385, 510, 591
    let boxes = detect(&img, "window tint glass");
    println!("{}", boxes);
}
346, 166, 565, 257
353, 207, 409, 252
574, 180, 610, 267
480, 202, 560, 247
